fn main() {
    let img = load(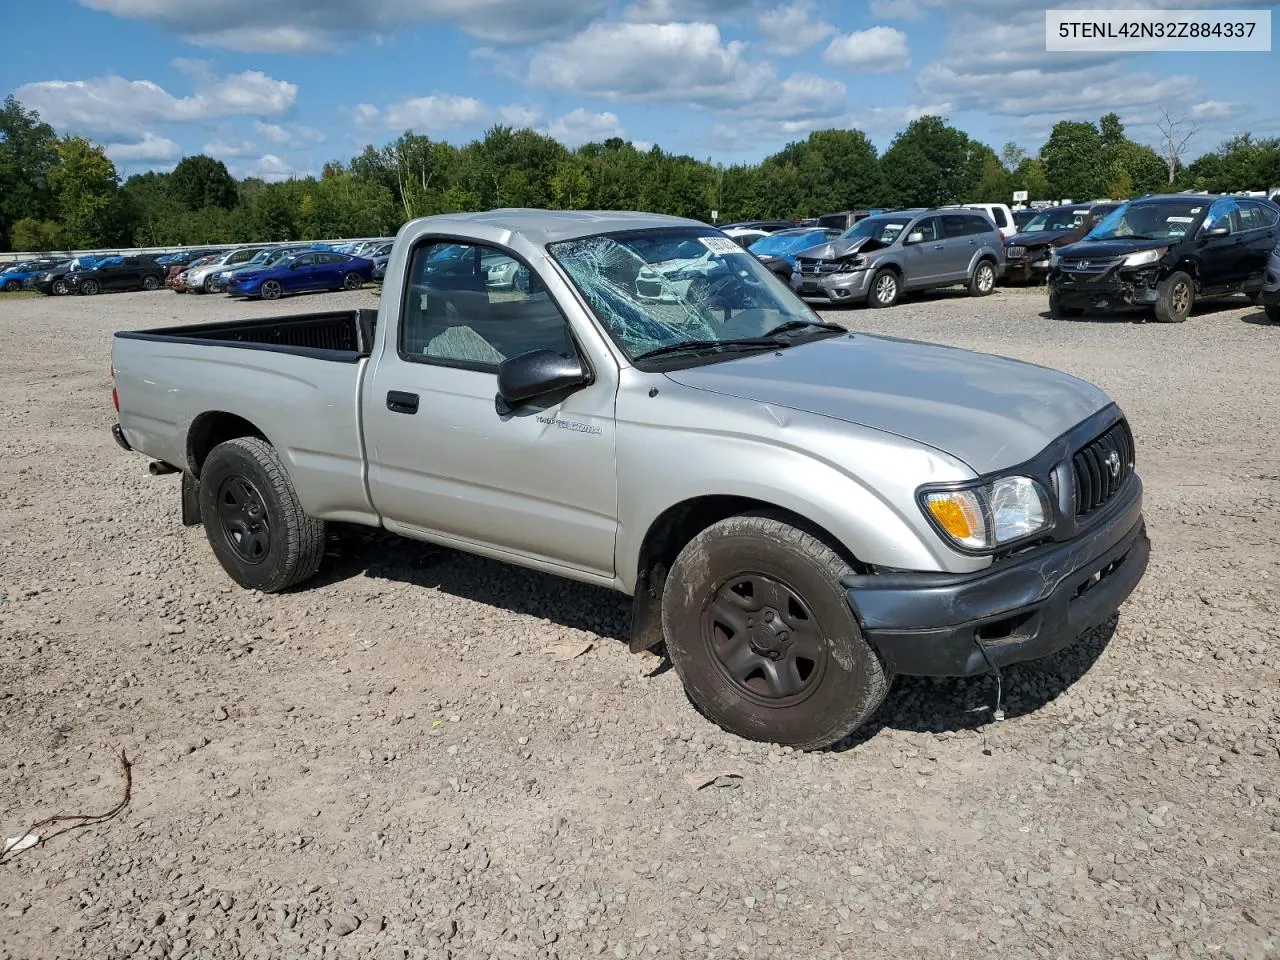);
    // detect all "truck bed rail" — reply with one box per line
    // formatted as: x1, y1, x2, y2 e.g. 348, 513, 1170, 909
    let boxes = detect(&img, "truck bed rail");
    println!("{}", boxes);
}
115, 309, 378, 361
